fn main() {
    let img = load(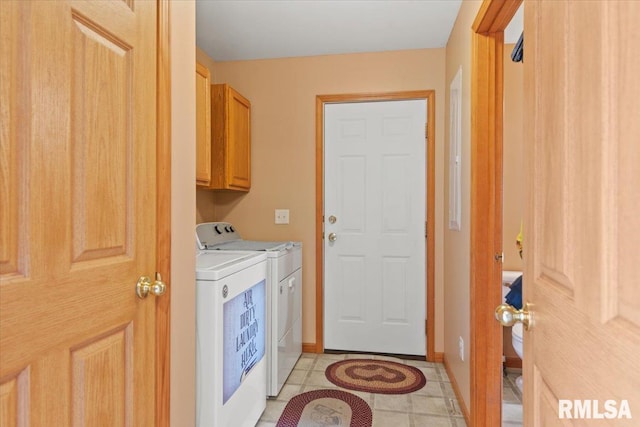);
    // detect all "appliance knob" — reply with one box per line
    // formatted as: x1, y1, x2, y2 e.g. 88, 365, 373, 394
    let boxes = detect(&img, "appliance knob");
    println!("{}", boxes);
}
230, 226, 235, 232
214, 225, 222, 234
